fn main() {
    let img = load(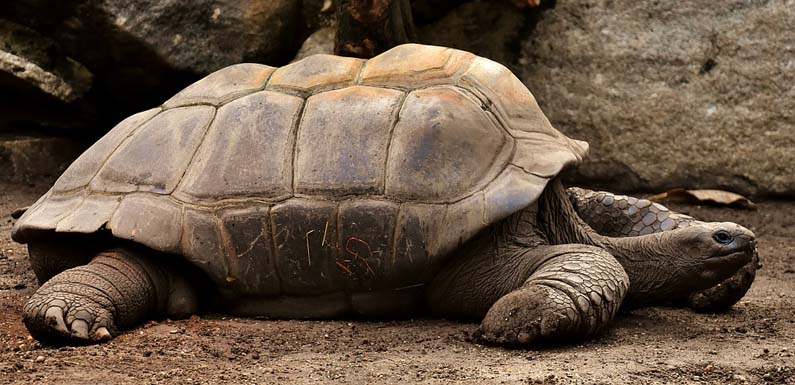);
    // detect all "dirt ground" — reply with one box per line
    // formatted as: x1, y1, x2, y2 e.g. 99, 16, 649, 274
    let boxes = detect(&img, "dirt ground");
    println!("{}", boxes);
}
0, 182, 793, 385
